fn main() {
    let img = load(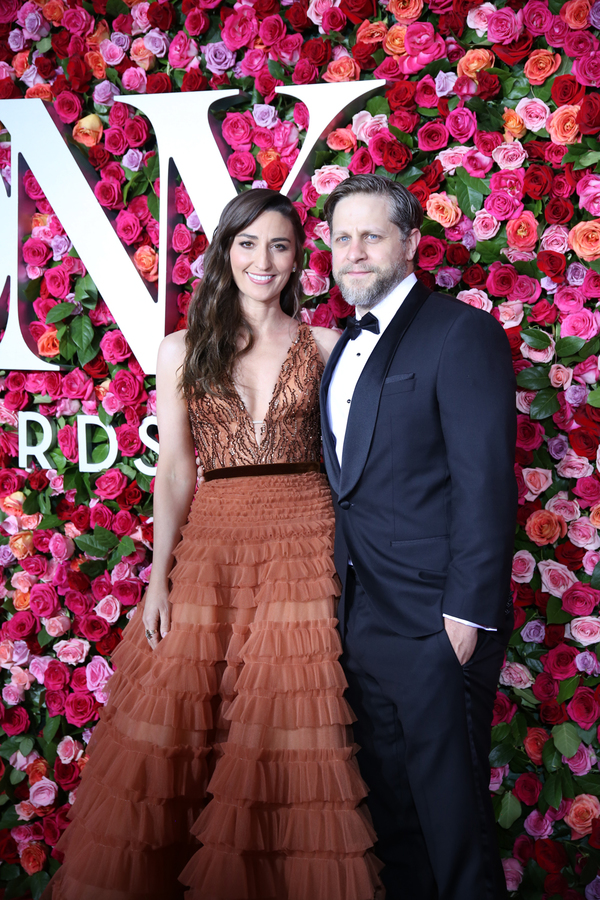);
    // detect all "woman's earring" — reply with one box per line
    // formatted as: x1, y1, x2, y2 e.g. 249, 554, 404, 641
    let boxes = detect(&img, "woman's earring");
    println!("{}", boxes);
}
292, 265, 297, 272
